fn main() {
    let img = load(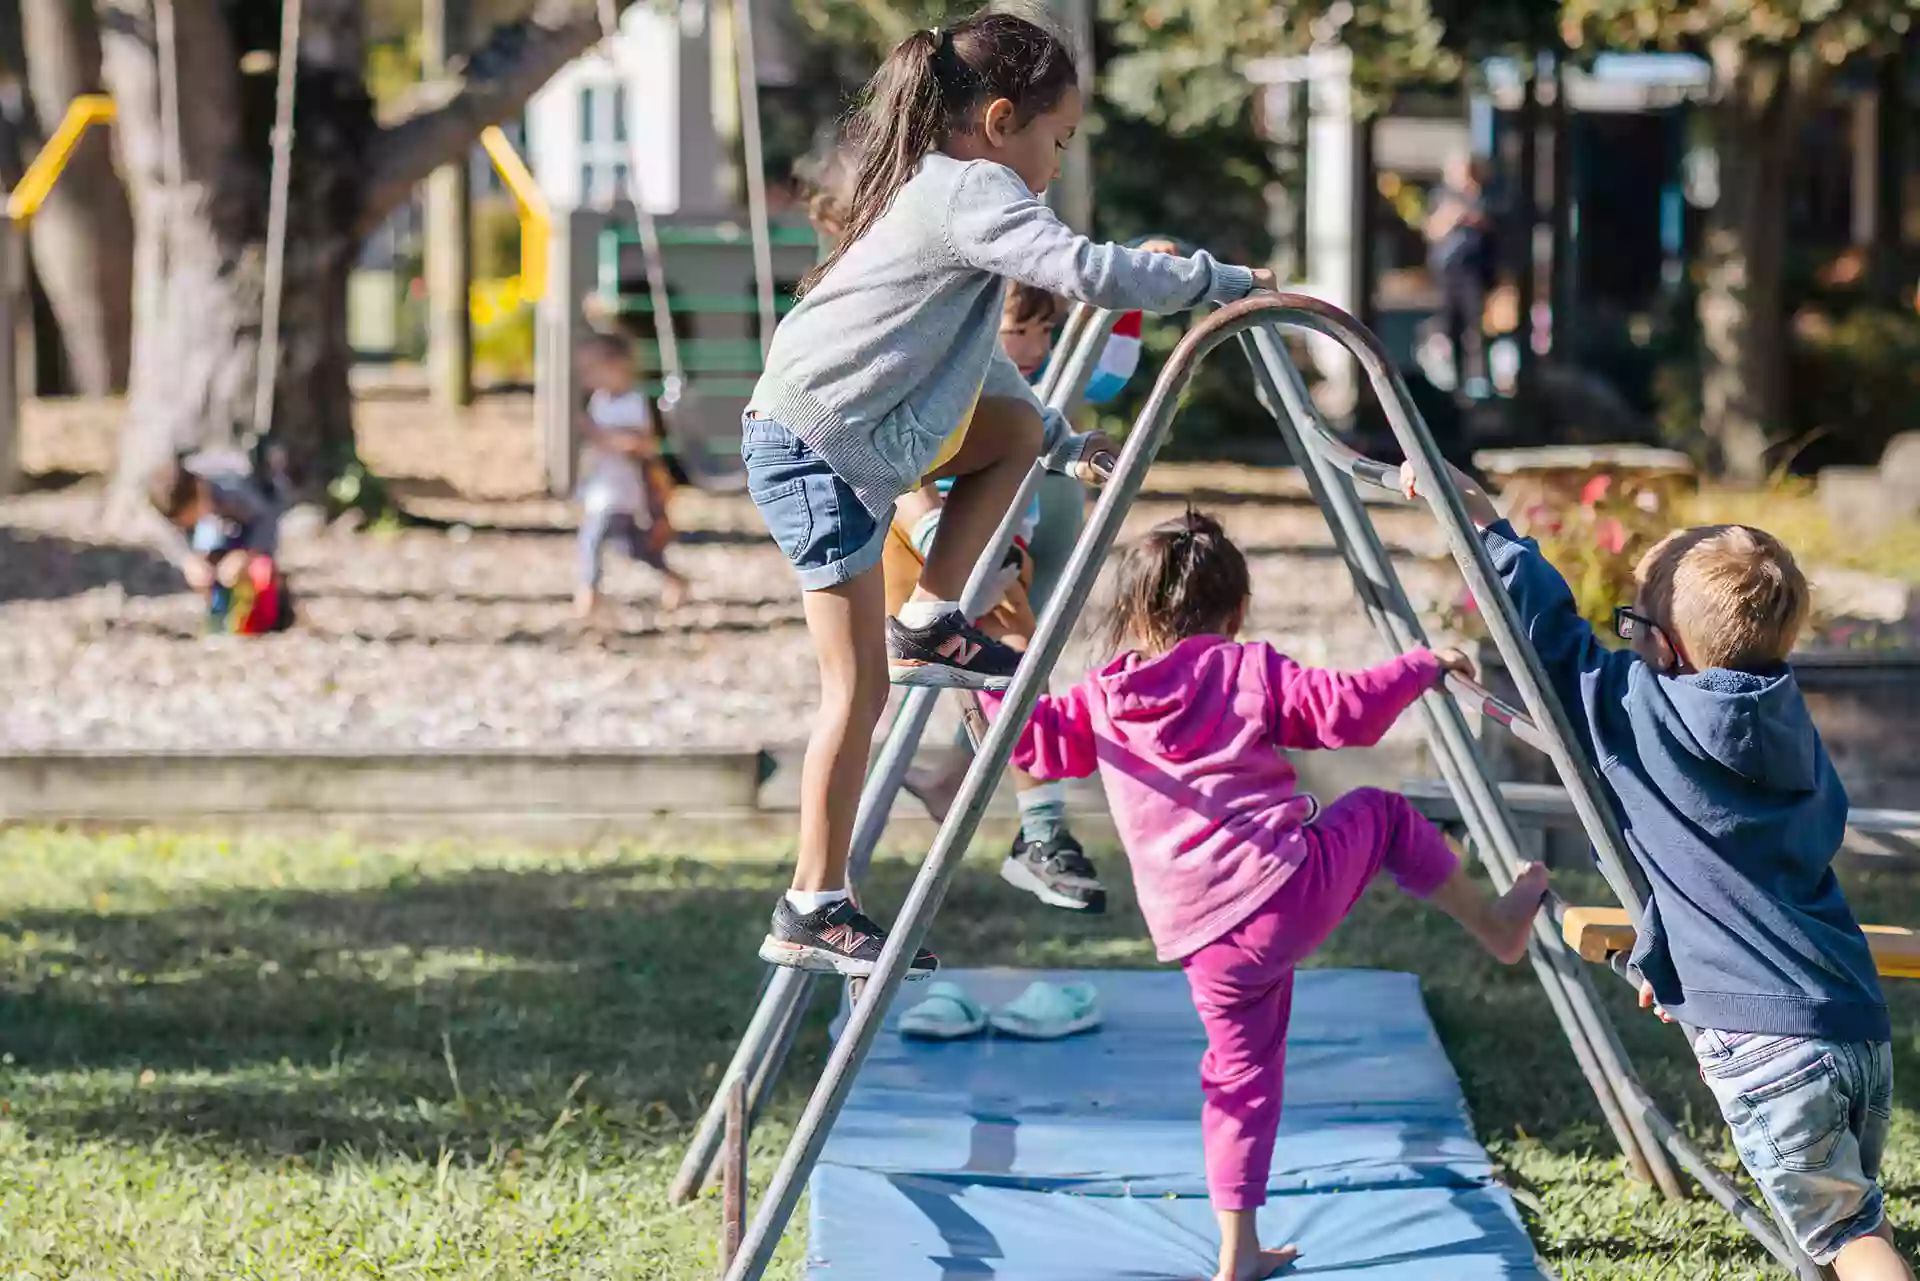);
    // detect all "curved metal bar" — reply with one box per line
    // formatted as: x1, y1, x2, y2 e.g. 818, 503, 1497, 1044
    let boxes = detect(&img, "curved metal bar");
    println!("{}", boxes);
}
1238, 294, 1652, 927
